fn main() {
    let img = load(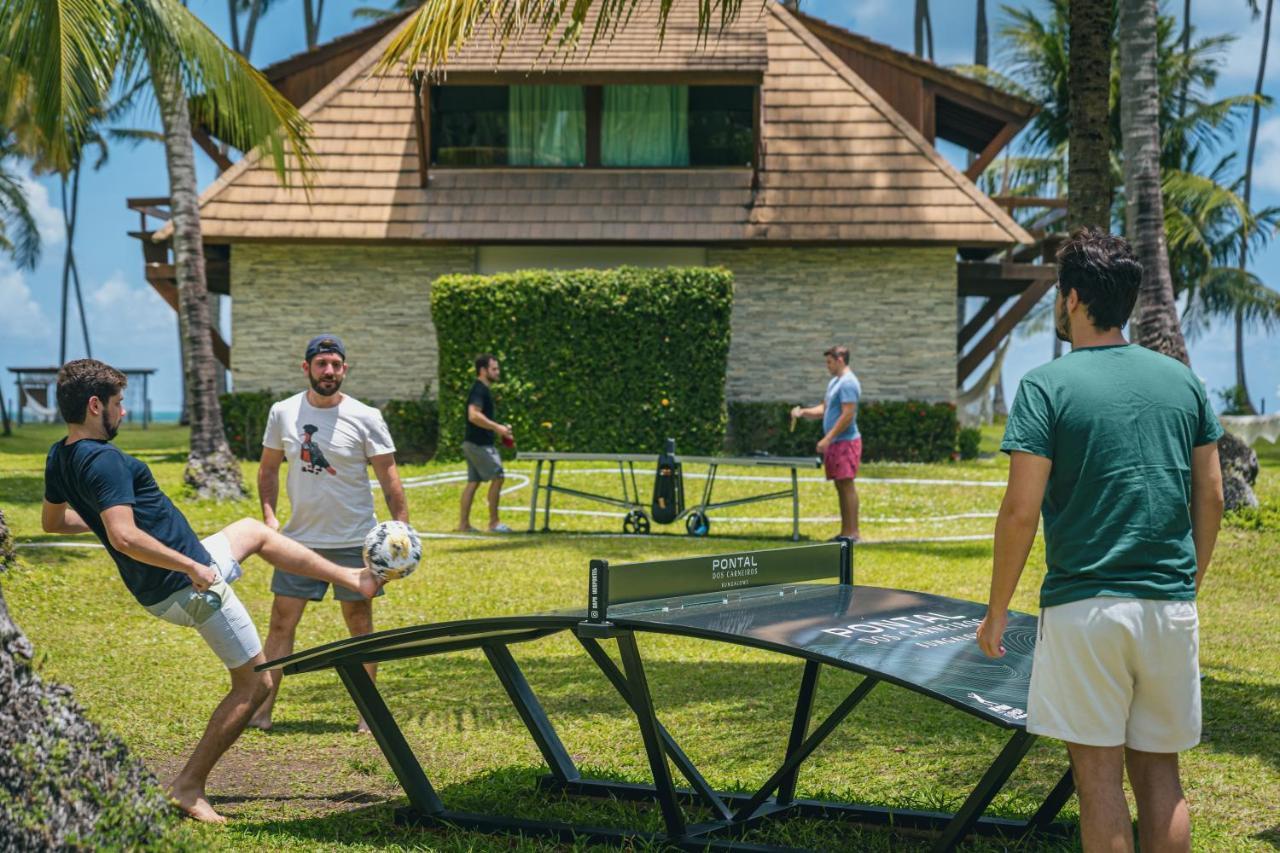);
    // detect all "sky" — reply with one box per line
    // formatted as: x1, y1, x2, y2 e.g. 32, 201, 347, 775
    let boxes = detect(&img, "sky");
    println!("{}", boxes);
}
2, 0, 1277, 418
